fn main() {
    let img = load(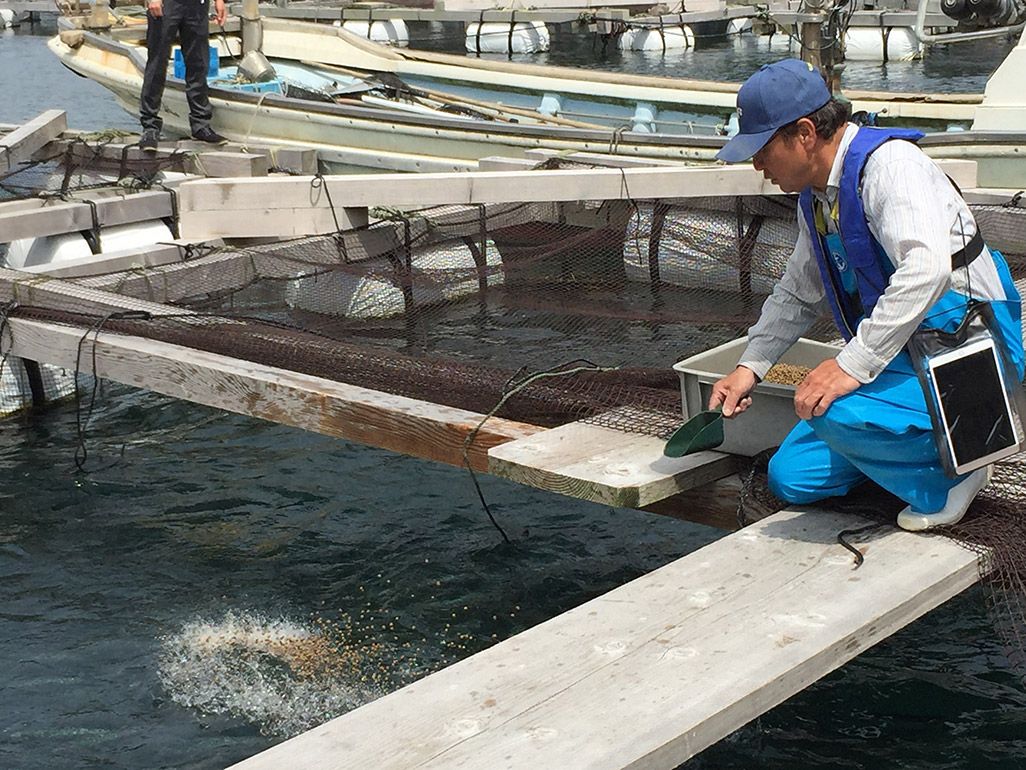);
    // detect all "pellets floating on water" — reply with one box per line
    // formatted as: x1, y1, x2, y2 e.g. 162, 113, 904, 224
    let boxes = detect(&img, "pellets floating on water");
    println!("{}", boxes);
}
157, 610, 398, 738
